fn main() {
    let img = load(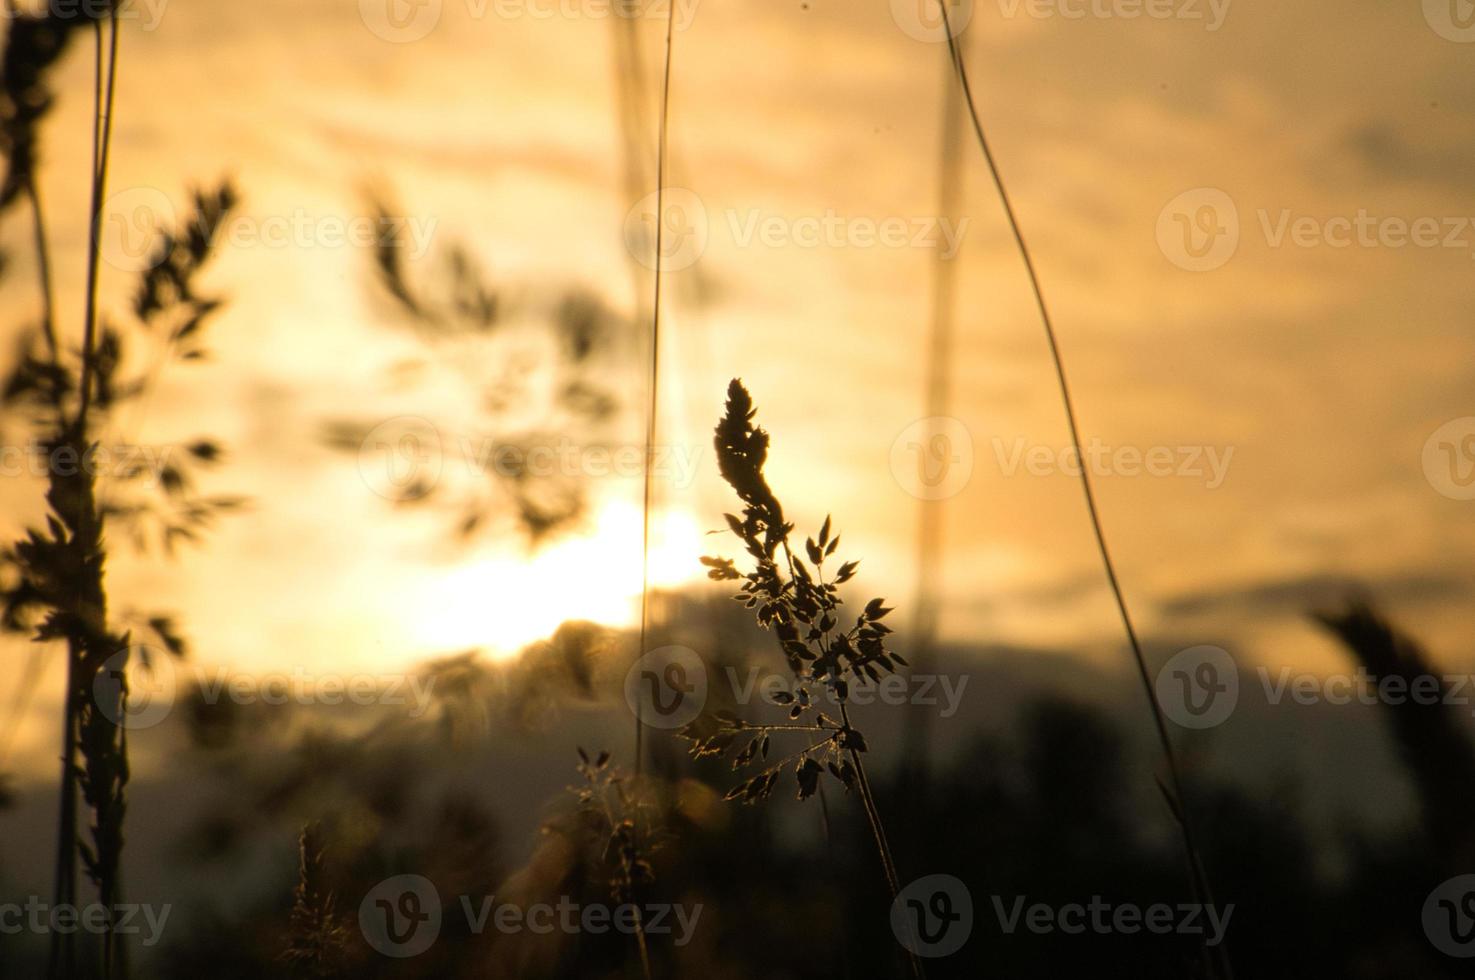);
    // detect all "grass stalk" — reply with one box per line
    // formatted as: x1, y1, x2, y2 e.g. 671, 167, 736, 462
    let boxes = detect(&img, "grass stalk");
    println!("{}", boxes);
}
635, 0, 678, 778
932, 7, 1228, 976
900, 32, 966, 799
24, 180, 59, 362
78, 9, 120, 424
47, 679, 78, 980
